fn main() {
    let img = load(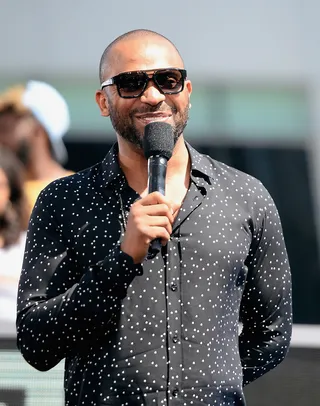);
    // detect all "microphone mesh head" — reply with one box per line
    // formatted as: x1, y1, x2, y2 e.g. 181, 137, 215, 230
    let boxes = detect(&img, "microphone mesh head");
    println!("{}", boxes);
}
143, 122, 174, 160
